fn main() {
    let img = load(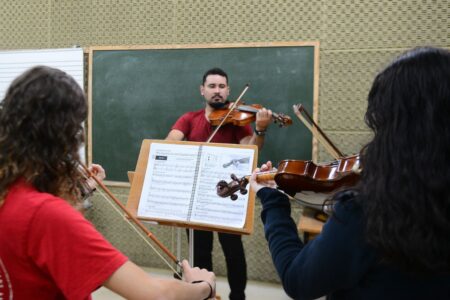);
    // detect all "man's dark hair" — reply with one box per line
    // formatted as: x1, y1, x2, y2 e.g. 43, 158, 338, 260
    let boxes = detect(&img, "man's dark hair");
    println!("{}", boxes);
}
0, 66, 87, 205
202, 67, 228, 85
358, 47, 450, 273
